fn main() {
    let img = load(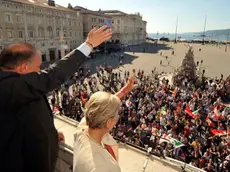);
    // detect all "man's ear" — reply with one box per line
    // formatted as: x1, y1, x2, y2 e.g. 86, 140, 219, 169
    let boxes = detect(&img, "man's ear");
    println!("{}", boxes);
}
16, 63, 29, 74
